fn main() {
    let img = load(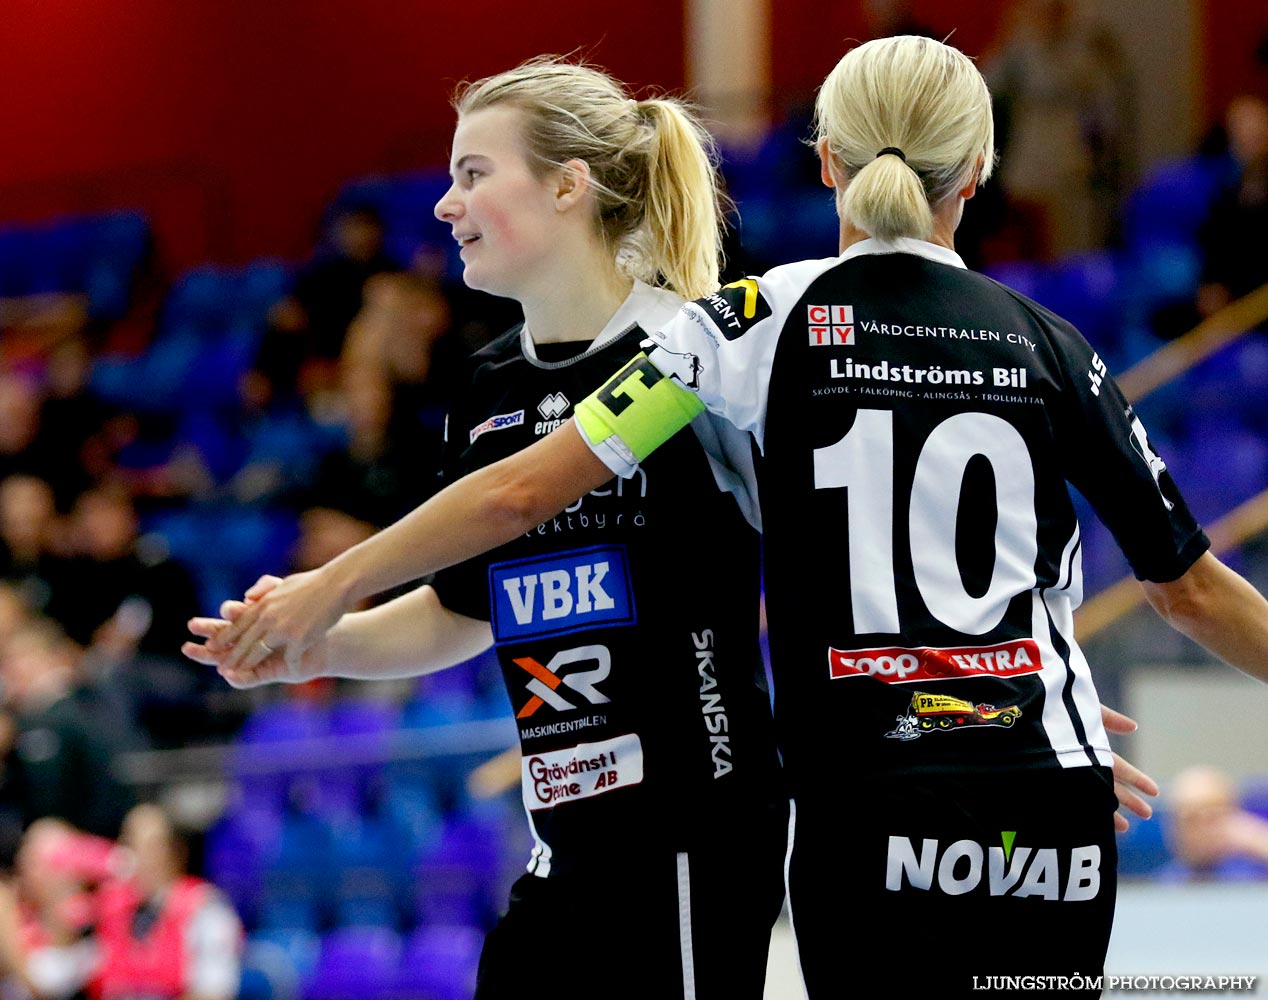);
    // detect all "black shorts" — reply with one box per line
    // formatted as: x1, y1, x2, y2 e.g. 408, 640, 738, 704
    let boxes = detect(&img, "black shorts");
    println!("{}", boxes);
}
786, 766, 1118, 999
473, 813, 788, 1000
